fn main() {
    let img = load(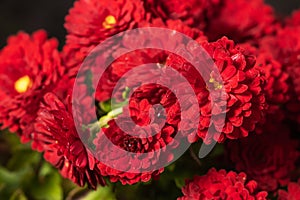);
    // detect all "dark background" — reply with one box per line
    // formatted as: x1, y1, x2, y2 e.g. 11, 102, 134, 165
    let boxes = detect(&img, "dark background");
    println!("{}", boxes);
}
0, 0, 300, 49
